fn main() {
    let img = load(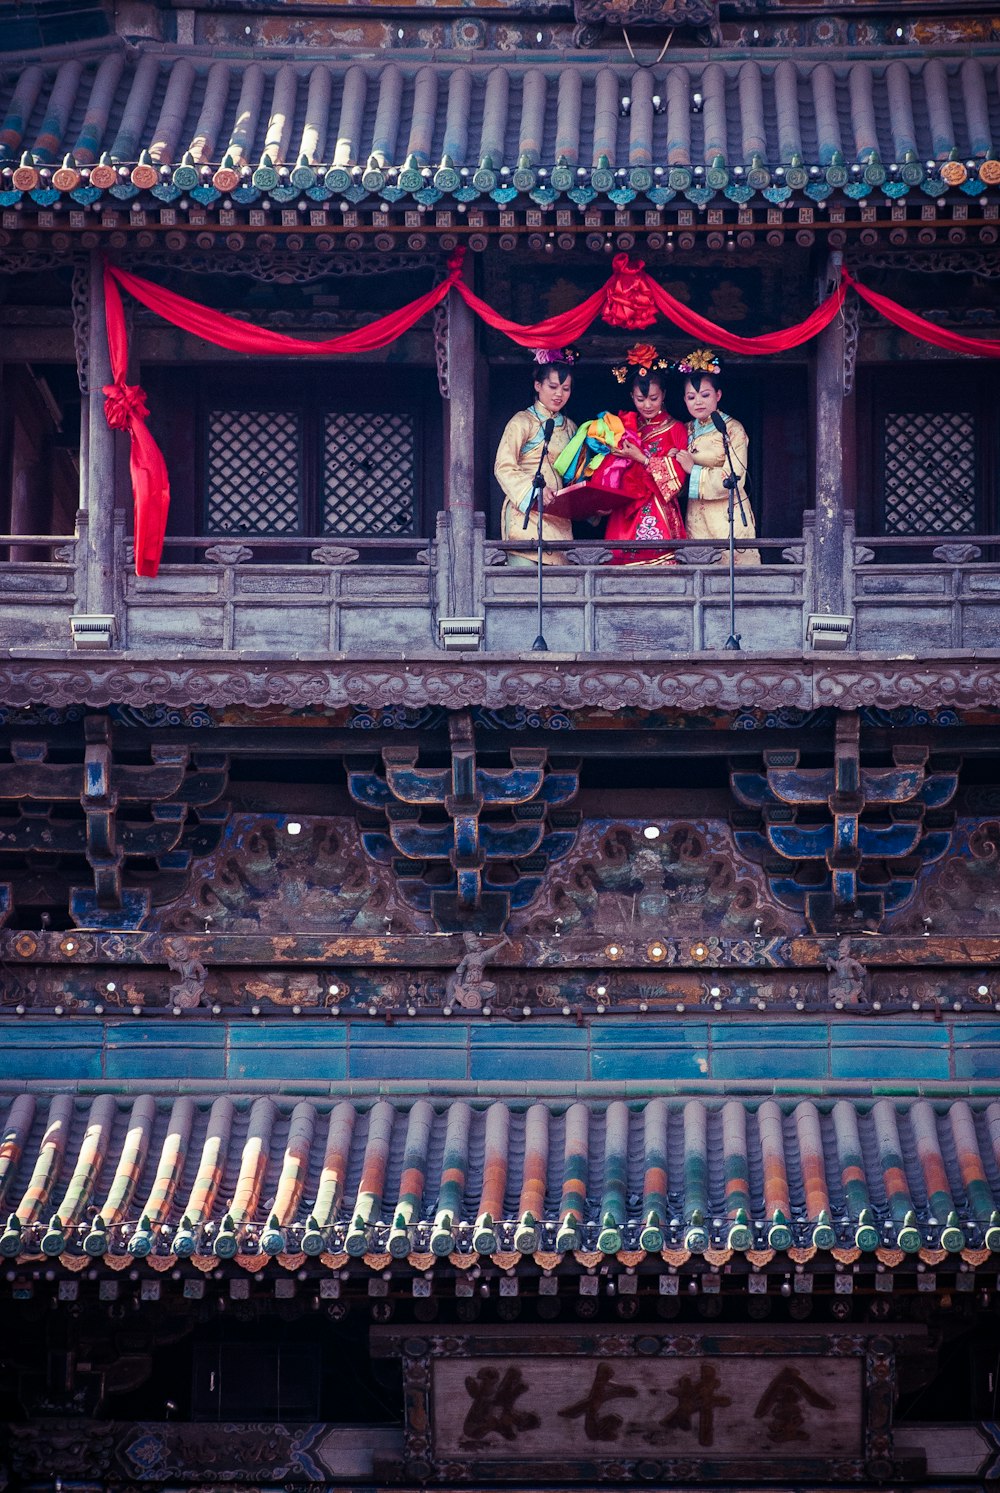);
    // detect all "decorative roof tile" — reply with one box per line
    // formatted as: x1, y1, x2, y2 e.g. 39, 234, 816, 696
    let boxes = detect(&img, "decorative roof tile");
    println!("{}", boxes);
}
2, 1092, 1000, 1262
